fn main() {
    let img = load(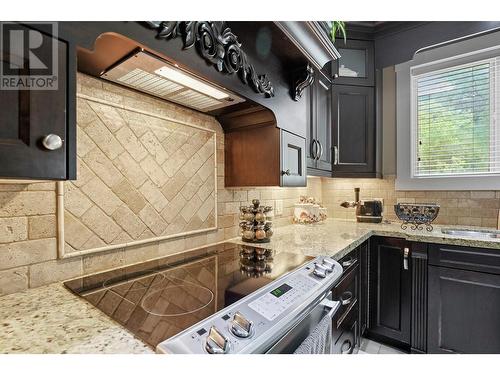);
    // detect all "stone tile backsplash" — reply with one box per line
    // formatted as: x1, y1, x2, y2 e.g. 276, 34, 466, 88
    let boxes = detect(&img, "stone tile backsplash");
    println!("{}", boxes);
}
321, 175, 500, 228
